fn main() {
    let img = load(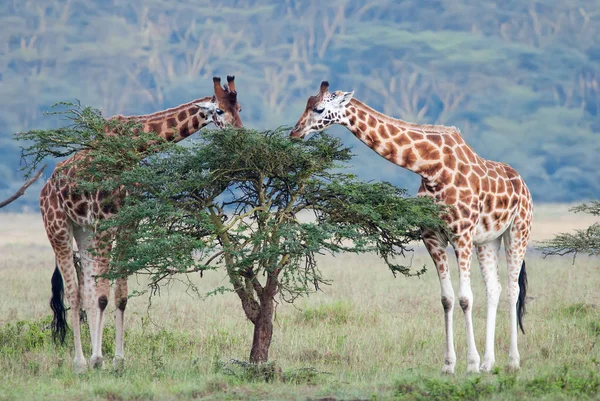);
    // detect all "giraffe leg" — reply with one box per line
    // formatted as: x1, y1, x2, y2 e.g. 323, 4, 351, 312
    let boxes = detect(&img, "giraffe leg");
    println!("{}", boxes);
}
113, 277, 128, 369
455, 240, 480, 373
42, 213, 87, 372
504, 220, 530, 371
74, 228, 111, 369
476, 238, 502, 372
422, 230, 456, 374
